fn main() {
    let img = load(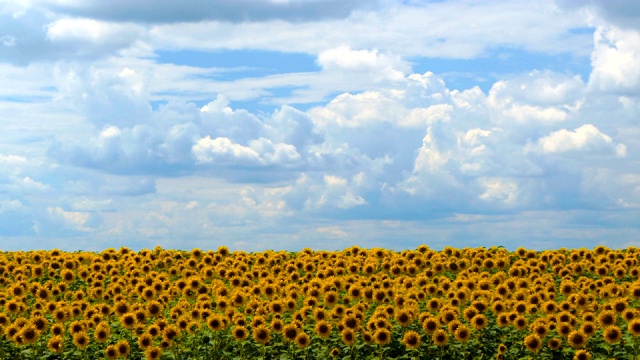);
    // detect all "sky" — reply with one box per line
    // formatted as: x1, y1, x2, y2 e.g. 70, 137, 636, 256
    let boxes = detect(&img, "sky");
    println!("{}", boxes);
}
1, 0, 639, 252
